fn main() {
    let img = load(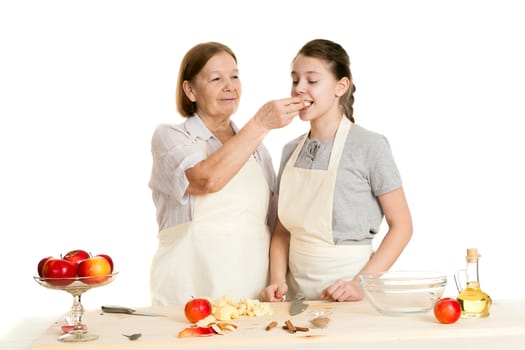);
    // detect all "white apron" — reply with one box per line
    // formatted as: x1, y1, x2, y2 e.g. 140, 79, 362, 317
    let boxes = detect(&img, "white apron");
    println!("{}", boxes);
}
278, 117, 373, 299
150, 143, 270, 306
